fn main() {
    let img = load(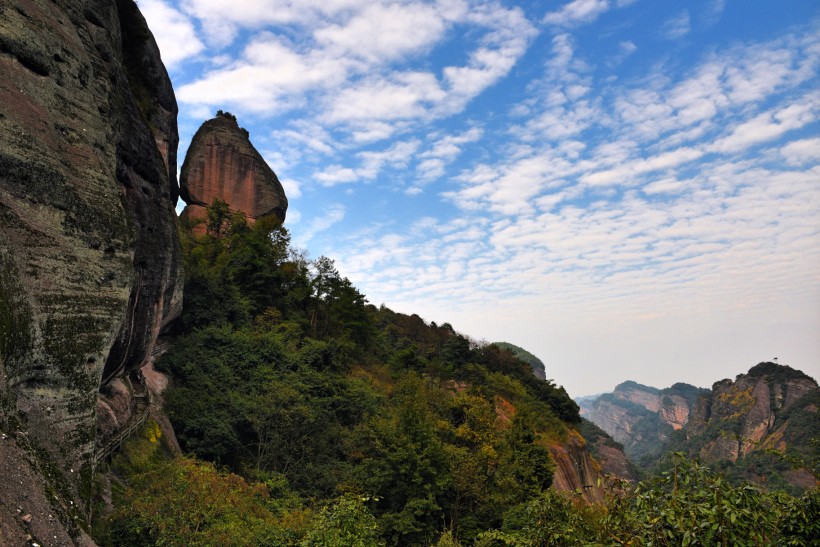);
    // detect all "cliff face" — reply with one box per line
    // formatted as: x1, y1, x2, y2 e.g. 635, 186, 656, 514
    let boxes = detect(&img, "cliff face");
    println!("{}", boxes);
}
578, 381, 707, 465
550, 431, 605, 503
0, 0, 181, 536
551, 425, 638, 502
685, 364, 818, 468
180, 113, 288, 232
581, 363, 818, 492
